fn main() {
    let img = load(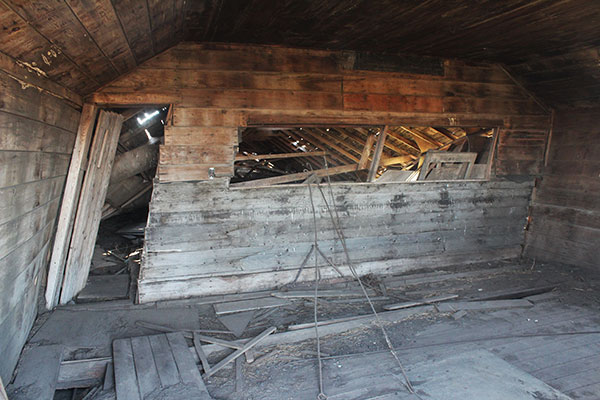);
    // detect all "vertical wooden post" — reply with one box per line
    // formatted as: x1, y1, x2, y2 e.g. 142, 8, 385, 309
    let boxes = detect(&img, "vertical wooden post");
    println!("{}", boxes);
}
59, 111, 124, 304
358, 134, 376, 170
367, 126, 388, 182
45, 104, 98, 310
